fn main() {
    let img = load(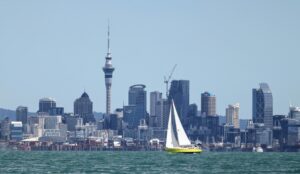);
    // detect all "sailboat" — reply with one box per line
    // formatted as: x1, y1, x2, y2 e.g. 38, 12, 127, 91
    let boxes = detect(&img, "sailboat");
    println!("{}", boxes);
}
165, 100, 202, 153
